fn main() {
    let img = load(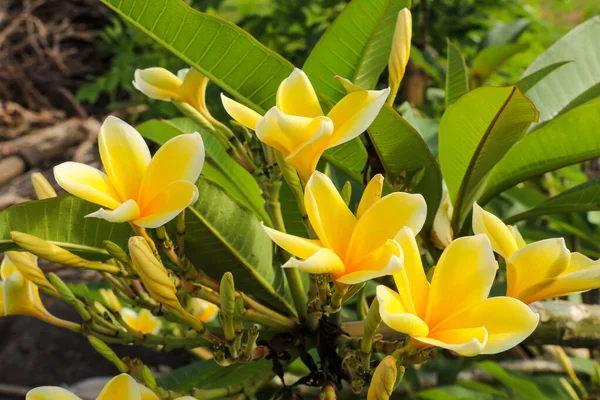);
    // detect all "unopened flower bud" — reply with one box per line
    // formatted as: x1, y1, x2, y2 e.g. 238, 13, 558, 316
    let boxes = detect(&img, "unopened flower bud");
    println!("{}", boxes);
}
103, 240, 131, 266
219, 272, 236, 341
88, 336, 128, 373
341, 181, 352, 206
99, 288, 122, 312
31, 173, 57, 200
388, 8, 412, 103
48, 272, 91, 321
367, 356, 397, 400
4, 252, 56, 295
233, 295, 245, 333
